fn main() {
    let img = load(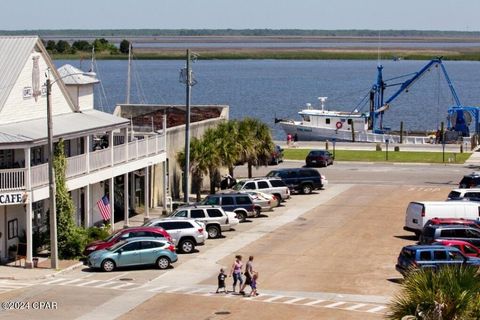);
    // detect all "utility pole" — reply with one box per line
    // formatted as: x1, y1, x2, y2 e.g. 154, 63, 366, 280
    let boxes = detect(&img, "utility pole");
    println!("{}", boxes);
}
184, 49, 192, 203
126, 42, 132, 104
46, 76, 58, 269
